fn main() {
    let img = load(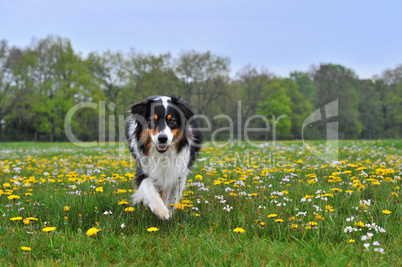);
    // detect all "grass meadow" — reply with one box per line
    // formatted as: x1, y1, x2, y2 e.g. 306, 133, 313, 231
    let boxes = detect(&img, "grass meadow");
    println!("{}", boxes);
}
0, 140, 401, 266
